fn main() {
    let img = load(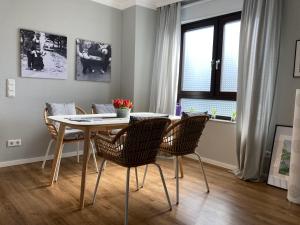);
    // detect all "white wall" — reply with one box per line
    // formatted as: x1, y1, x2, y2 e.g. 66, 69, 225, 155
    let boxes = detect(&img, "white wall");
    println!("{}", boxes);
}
195, 120, 237, 169
0, 0, 157, 166
265, 0, 300, 165
273, 0, 300, 126
134, 6, 157, 112
0, 0, 122, 163
121, 7, 136, 100
181, 0, 244, 169
121, 6, 157, 112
